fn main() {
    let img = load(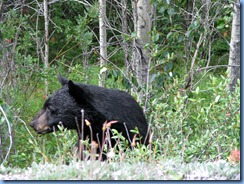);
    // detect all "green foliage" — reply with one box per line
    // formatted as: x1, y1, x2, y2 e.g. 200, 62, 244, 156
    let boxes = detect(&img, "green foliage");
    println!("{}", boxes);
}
215, 4, 233, 31
2, 60, 239, 168
149, 75, 240, 162
1, 67, 240, 168
0, 0, 239, 172
0, 101, 14, 166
